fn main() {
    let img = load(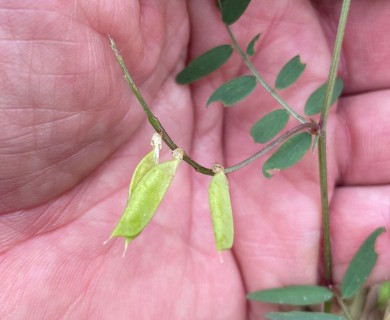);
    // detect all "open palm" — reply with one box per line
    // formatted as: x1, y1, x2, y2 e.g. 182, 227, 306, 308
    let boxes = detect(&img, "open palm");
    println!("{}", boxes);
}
1, 1, 389, 319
